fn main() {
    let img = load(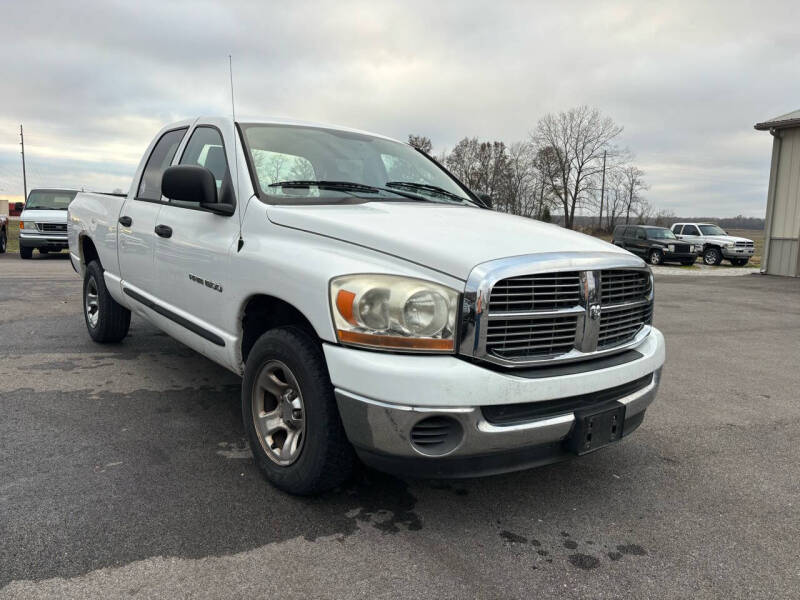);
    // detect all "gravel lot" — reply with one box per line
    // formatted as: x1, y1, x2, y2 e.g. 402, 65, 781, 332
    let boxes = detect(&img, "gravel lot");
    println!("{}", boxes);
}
1, 253, 799, 599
